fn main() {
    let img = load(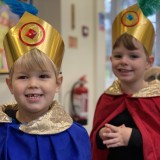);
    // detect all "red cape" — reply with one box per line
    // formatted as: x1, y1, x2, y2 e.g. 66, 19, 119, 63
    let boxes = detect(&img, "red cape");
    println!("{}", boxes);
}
90, 93, 160, 160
